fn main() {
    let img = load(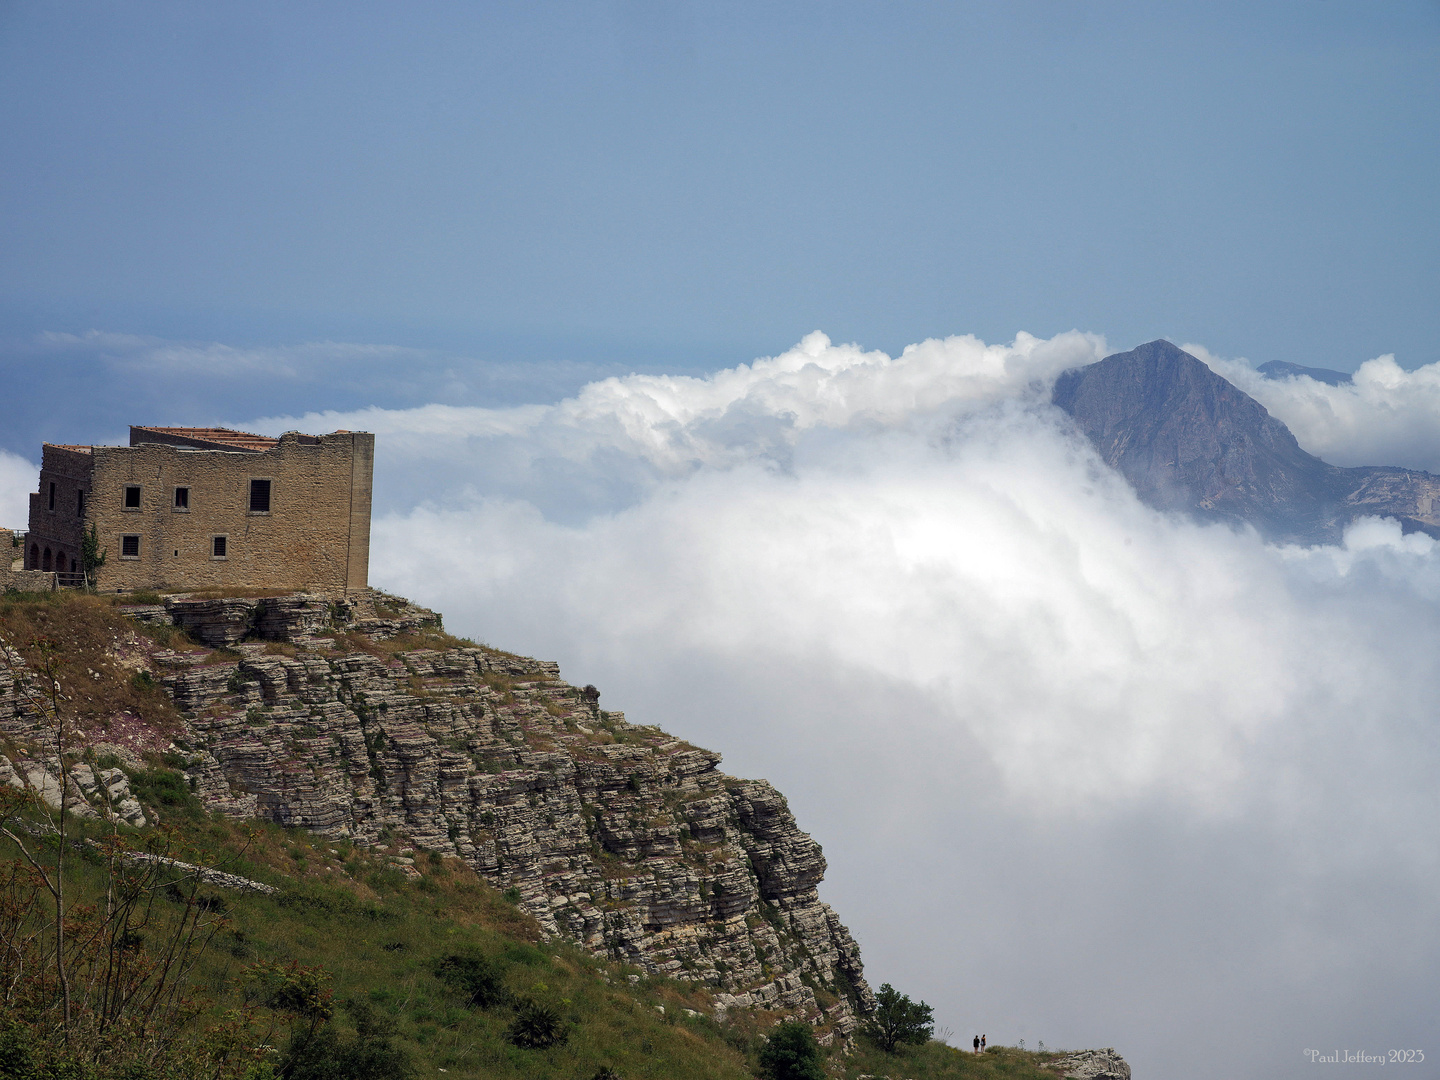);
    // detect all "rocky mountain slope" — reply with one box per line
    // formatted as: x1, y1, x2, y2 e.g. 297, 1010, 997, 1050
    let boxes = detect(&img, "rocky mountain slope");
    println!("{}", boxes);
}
0, 590, 871, 1041
1053, 339, 1440, 544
